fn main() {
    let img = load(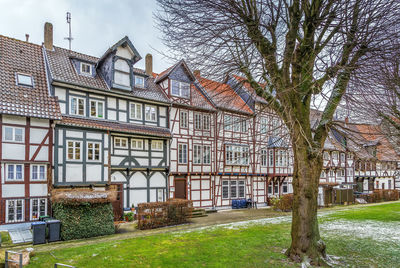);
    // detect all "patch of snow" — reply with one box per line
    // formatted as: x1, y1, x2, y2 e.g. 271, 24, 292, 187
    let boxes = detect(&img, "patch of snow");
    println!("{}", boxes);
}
320, 220, 400, 243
